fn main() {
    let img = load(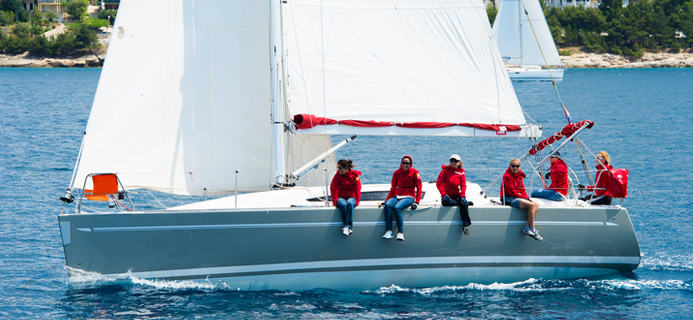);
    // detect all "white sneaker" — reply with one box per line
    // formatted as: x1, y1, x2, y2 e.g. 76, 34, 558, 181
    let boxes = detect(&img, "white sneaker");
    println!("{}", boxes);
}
348, 227, 353, 235
396, 233, 405, 241
342, 227, 350, 236
383, 230, 393, 239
